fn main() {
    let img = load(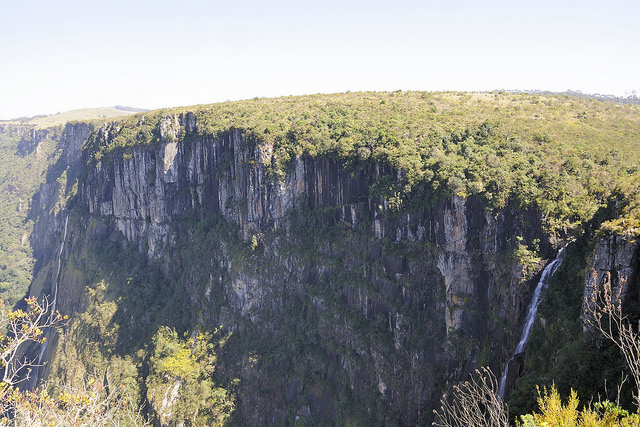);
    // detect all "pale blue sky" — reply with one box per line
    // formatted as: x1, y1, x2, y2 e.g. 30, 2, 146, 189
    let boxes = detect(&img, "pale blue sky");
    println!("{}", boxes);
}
1, 0, 638, 119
